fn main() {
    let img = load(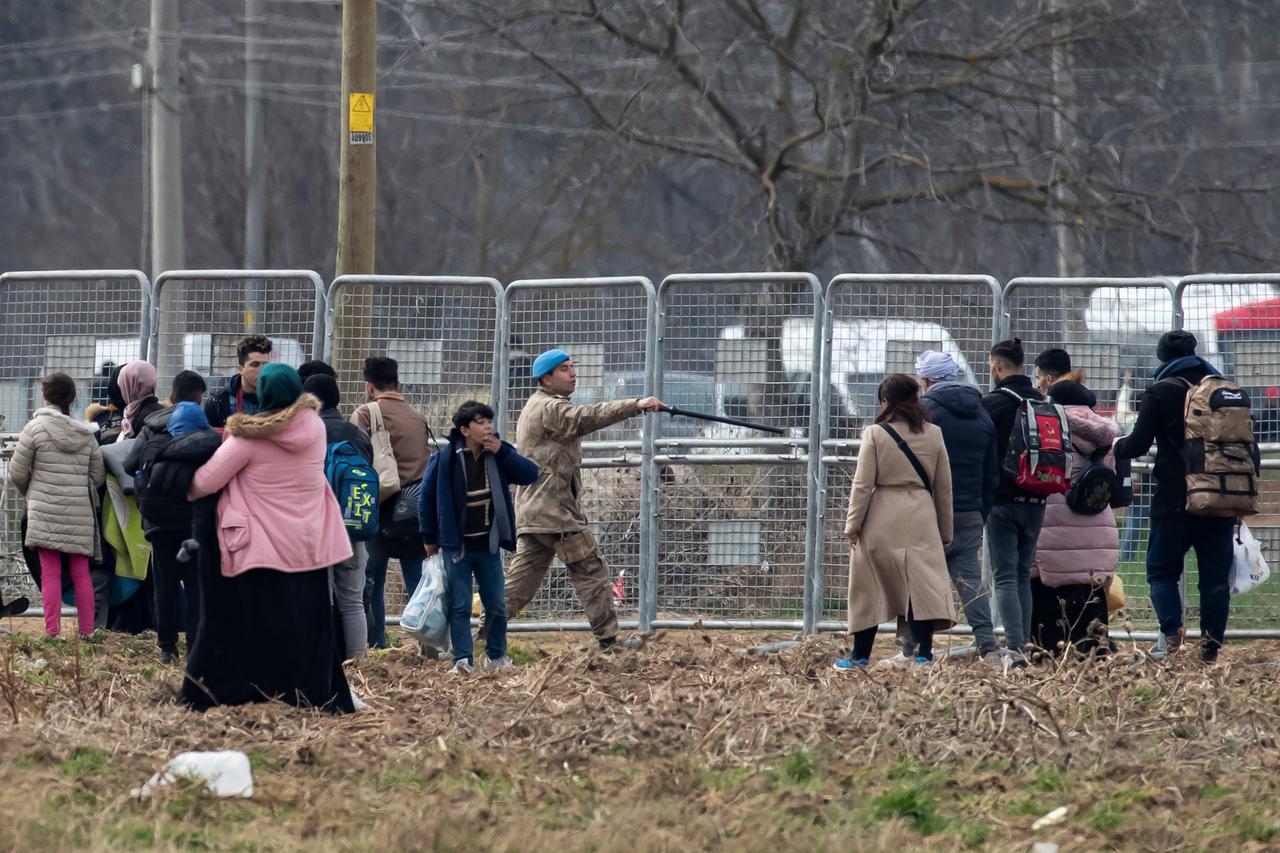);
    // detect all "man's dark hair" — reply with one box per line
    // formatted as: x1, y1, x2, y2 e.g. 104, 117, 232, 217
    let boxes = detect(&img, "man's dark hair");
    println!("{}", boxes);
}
171, 370, 207, 403
42, 372, 77, 414
236, 334, 273, 366
302, 374, 341, 410
297, 360, 337, 382
1033, 348, 1071, 377
363, 356, 399, 390
990, 337, 1025, 369
452, 400, 495, 430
